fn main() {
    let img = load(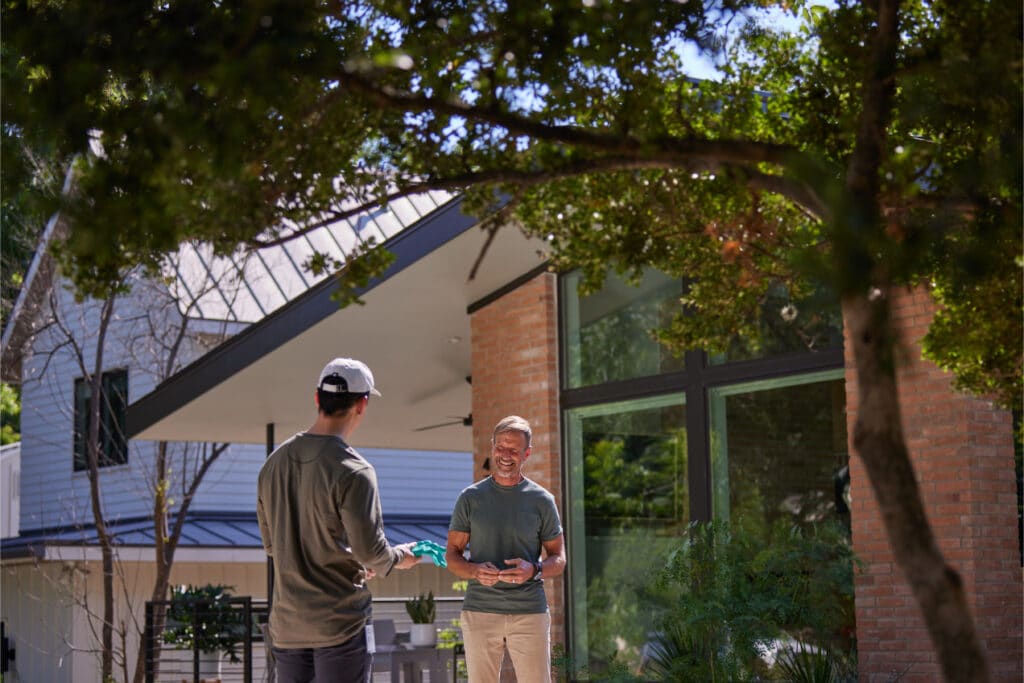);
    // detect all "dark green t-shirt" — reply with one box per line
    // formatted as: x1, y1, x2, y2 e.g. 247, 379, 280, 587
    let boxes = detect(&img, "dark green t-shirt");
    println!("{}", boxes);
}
256, 432, 404, 648
449, 476, 562, 614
